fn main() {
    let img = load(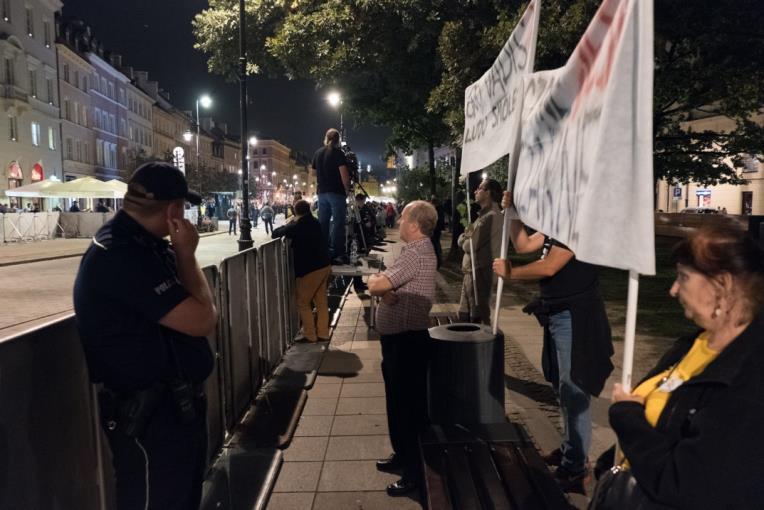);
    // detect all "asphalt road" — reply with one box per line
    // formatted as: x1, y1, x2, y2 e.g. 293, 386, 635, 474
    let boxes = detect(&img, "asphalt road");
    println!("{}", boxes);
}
0, 221, 279, 340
